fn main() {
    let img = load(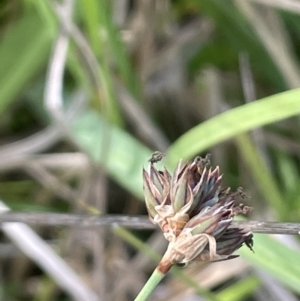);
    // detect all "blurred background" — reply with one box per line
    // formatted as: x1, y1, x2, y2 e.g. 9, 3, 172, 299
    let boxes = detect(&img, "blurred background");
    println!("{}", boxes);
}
1, 0, 300, 300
